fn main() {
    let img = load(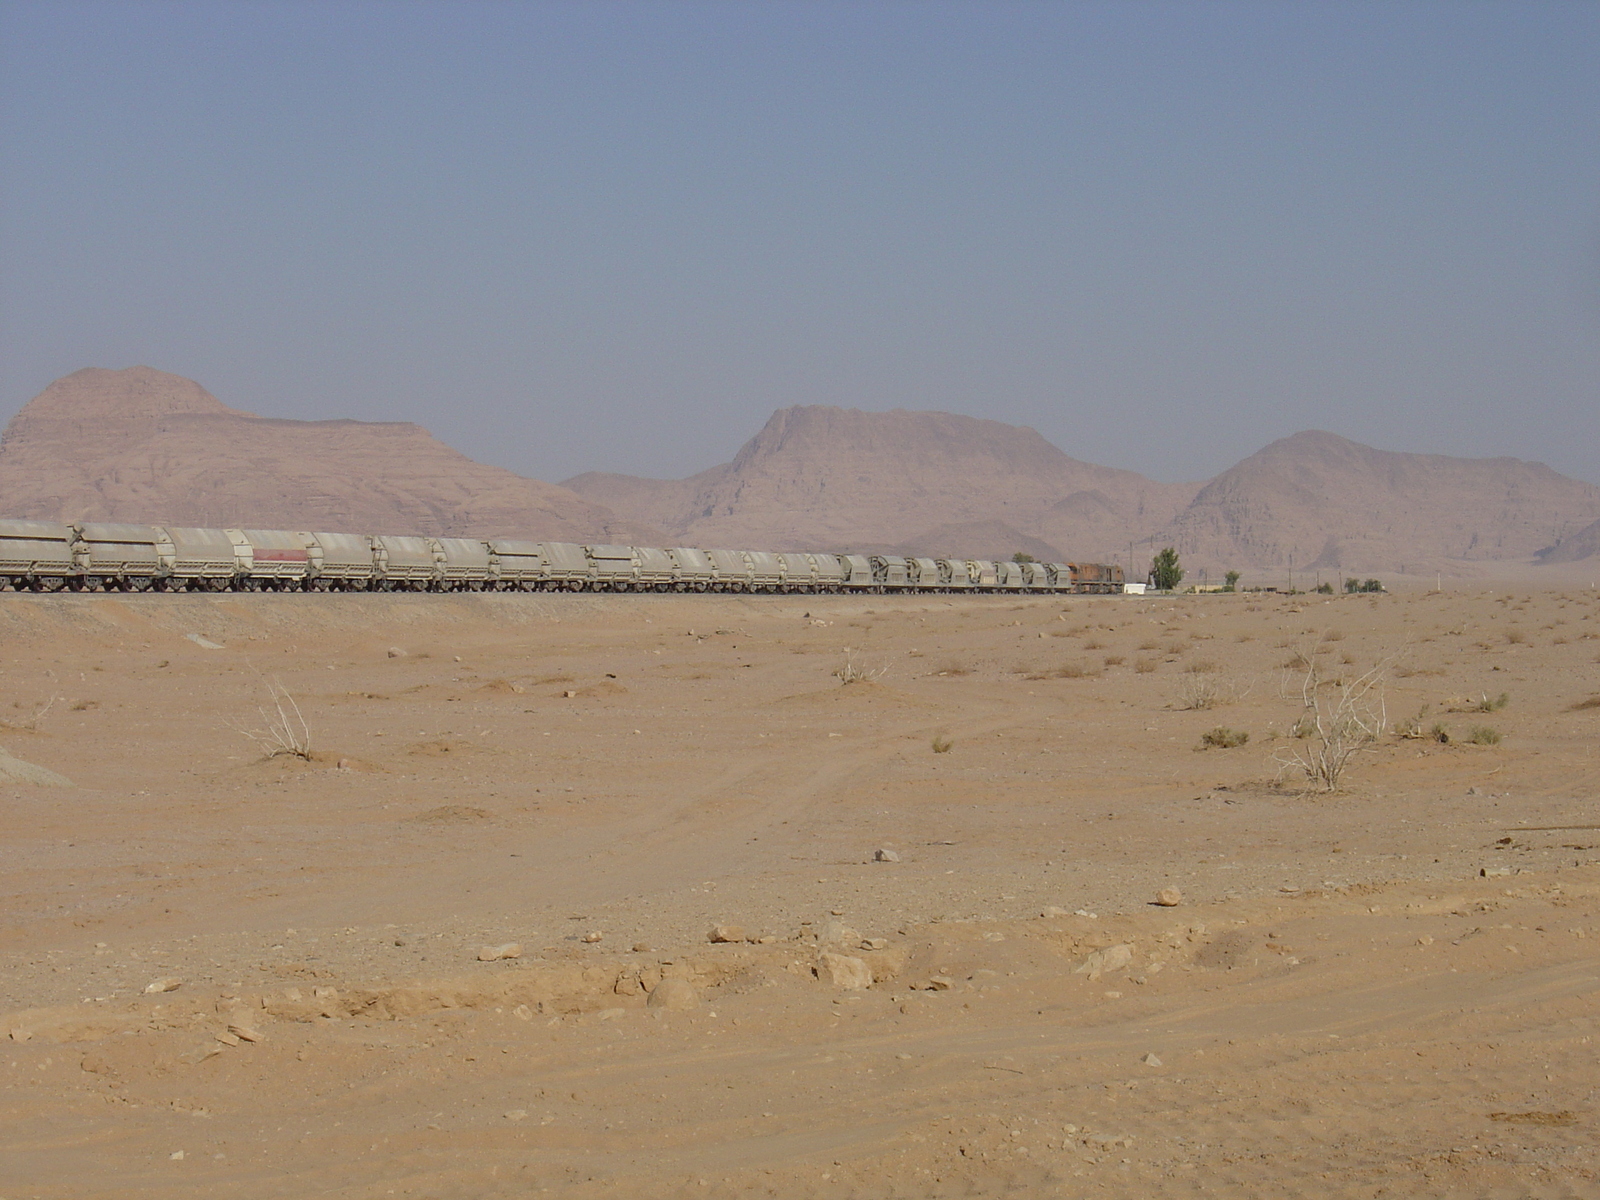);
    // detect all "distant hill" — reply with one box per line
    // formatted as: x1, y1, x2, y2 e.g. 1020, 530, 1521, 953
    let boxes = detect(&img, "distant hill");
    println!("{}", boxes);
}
0, 367, 655, 542
7, 370, 1595, 579
568, 411, 1600, 578
564, 405, 1198, 560
1155, 431, 1600, 578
